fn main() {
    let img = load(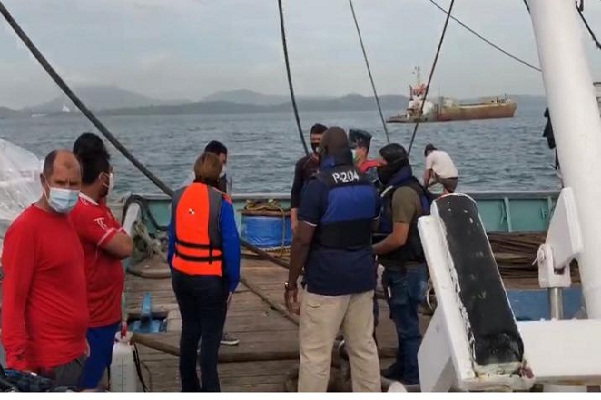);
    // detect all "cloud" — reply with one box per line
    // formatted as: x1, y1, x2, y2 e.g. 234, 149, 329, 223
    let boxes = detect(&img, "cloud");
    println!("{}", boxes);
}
0, 0, 600, 108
